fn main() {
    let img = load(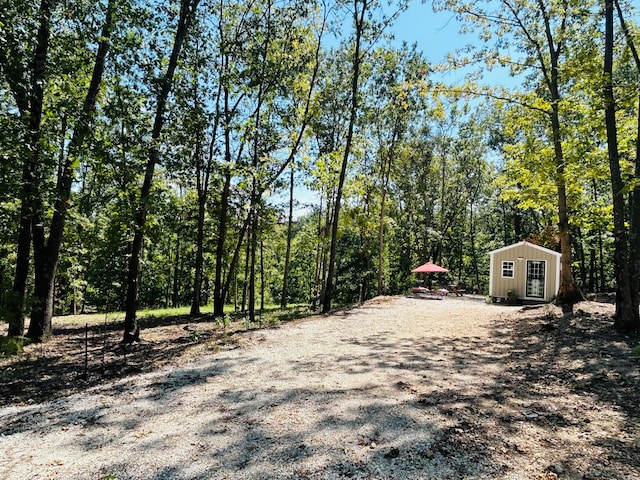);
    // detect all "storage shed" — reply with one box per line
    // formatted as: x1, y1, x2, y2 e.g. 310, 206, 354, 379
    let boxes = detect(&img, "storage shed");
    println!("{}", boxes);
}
489, 241, 561, 303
